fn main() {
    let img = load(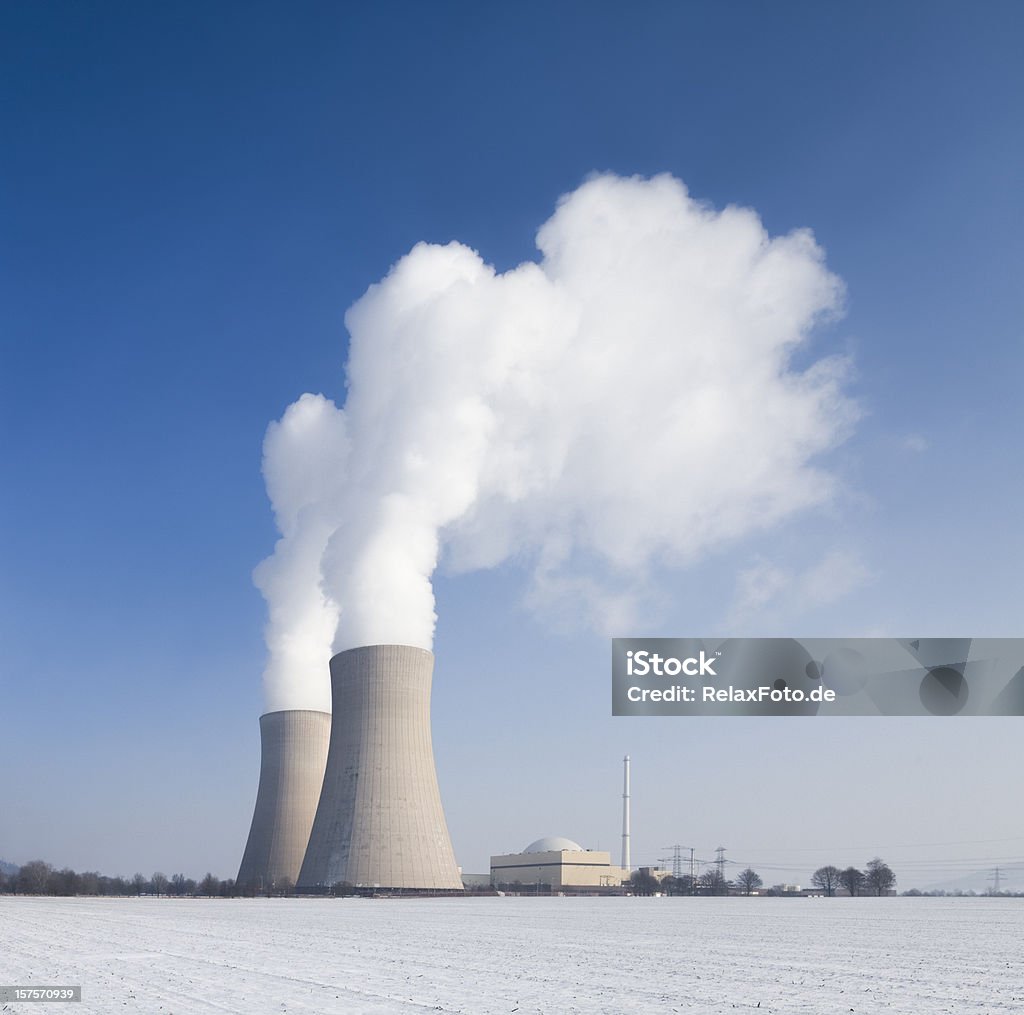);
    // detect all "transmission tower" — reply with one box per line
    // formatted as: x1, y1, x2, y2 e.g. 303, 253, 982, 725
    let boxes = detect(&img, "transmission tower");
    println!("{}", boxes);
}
657, 845, 685, 879
660, 846, 698, 887
989, 866, 1003, 894
715, 845, 726, 881
671, 844, 683, 878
